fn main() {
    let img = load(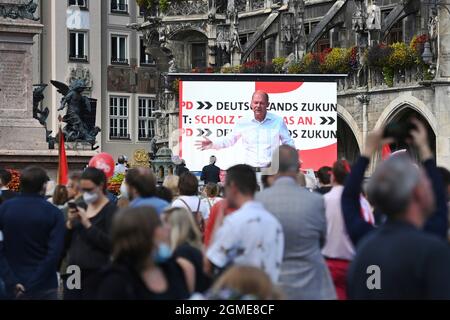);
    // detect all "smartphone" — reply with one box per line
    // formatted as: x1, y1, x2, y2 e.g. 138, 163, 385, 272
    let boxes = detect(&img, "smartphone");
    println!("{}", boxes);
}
67, 202, 78, 211
383, 121, 417, 143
